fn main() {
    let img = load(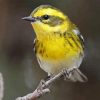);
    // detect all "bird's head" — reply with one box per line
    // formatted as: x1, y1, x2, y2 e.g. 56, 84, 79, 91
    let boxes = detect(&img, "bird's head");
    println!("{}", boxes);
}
22, 5, 71, 38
